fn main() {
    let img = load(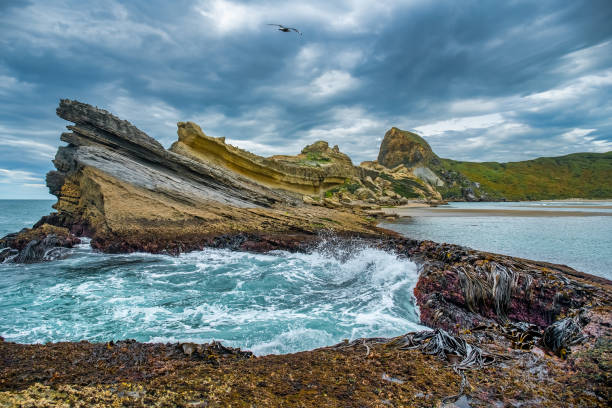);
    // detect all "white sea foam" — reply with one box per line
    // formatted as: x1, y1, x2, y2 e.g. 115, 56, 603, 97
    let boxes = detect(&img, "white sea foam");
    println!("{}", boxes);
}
0, 239, 428, 353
